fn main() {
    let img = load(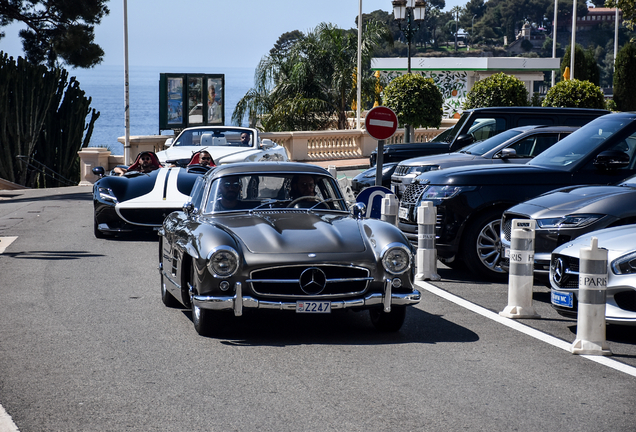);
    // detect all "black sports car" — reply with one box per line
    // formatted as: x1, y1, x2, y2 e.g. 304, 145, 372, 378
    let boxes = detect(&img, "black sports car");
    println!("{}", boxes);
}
92, 155, 209, 238
158, 162, 421, 336
501, 173, 636, 281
